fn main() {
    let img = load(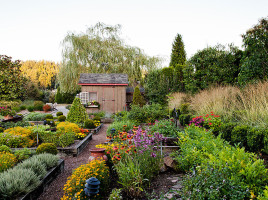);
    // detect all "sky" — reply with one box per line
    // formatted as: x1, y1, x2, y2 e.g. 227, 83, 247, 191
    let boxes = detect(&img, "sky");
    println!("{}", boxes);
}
0, 0, 267, 67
